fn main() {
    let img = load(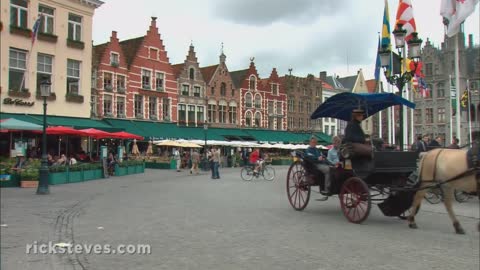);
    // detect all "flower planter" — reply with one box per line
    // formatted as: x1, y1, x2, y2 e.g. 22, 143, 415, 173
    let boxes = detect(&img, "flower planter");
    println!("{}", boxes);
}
21, 180, 38, 188
49, 172, 68, 185
68, 170, 83, 183
271, 159, 292, 166
115, 166, 128, 176
0, 174, 20, 188
145, 162, 170, 169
